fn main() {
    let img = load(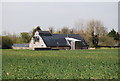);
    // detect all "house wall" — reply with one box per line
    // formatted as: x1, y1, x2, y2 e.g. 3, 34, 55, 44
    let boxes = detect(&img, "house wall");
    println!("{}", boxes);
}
29, 31, 47, 50
12, 47, 30, 49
